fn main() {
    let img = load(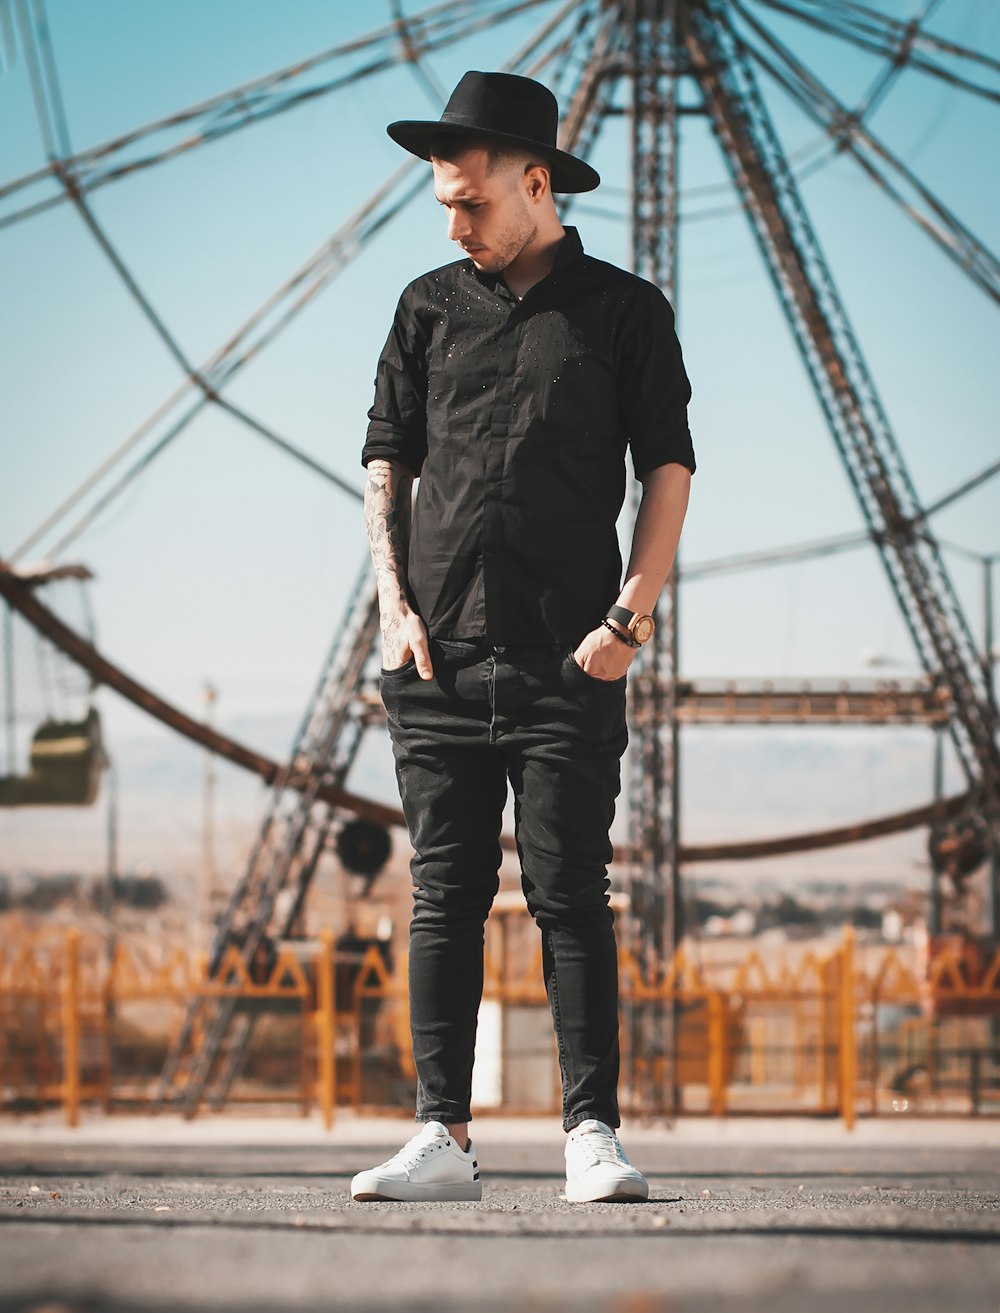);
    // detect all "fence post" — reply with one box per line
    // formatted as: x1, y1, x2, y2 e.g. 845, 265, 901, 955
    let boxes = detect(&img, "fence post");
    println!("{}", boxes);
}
708, 991, 728, 1116
750, 1015, 767, 1087
62, 928, 81, 1127
100, 954, 115, 1113
839, 924, 857, 1130
819, 957, 832, 1110
316, 929, 336, 1129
